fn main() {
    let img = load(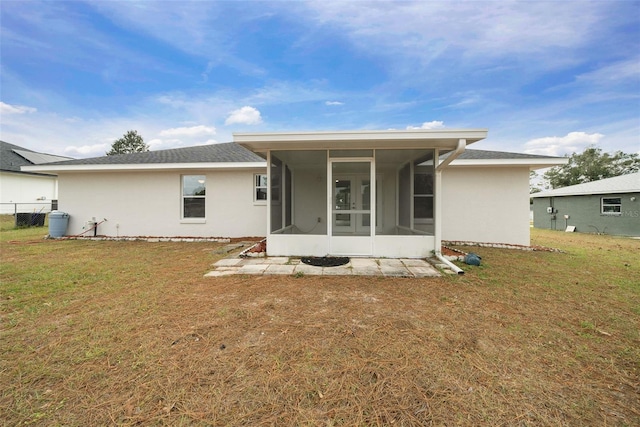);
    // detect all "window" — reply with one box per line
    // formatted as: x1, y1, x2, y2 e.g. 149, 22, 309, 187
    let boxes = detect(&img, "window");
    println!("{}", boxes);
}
254, 174, 267, 203
601, 197, 621, 215
413, 164, 434, 222
182, 175, 205, 218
